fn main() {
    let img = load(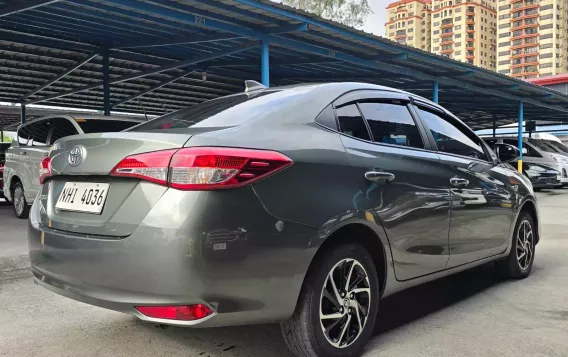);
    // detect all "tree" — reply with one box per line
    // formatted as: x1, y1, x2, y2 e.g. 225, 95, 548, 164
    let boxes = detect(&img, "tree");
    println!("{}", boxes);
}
281, 0, 373, 29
